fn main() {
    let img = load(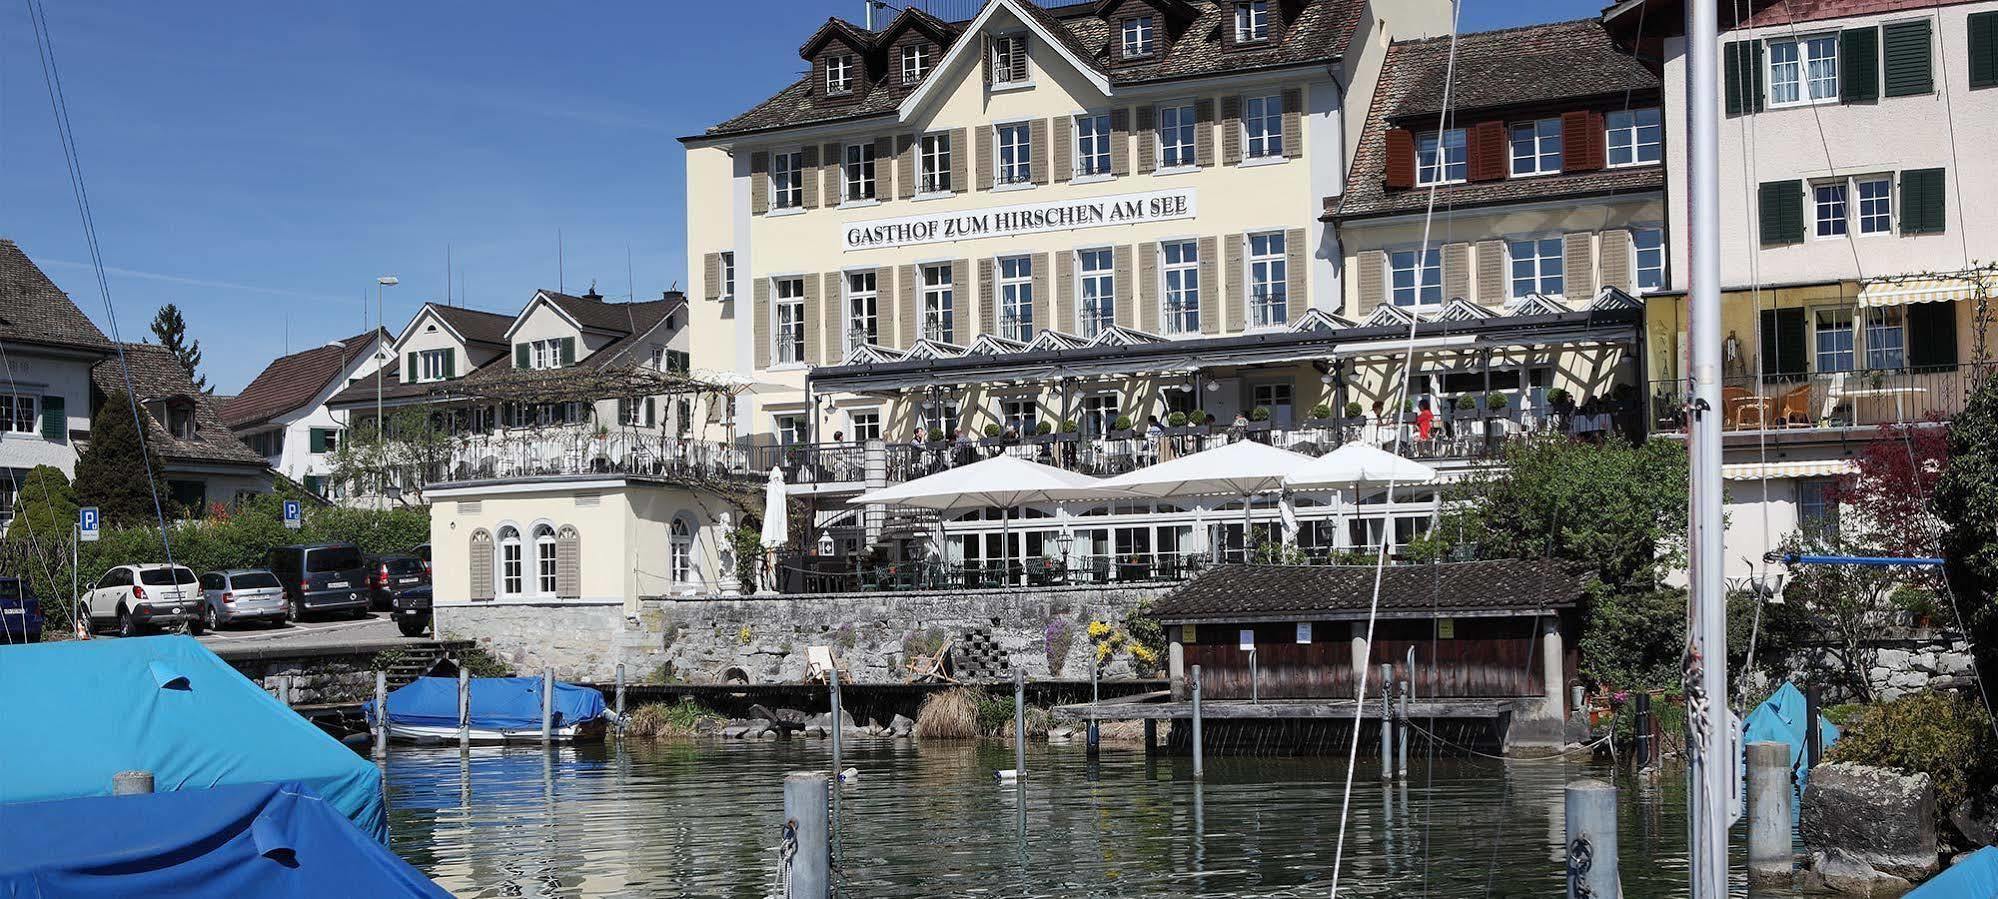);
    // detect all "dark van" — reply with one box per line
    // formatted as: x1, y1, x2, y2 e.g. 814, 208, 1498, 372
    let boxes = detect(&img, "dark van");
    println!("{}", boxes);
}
267, 543, 370, 621
0, 577, 41, 644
